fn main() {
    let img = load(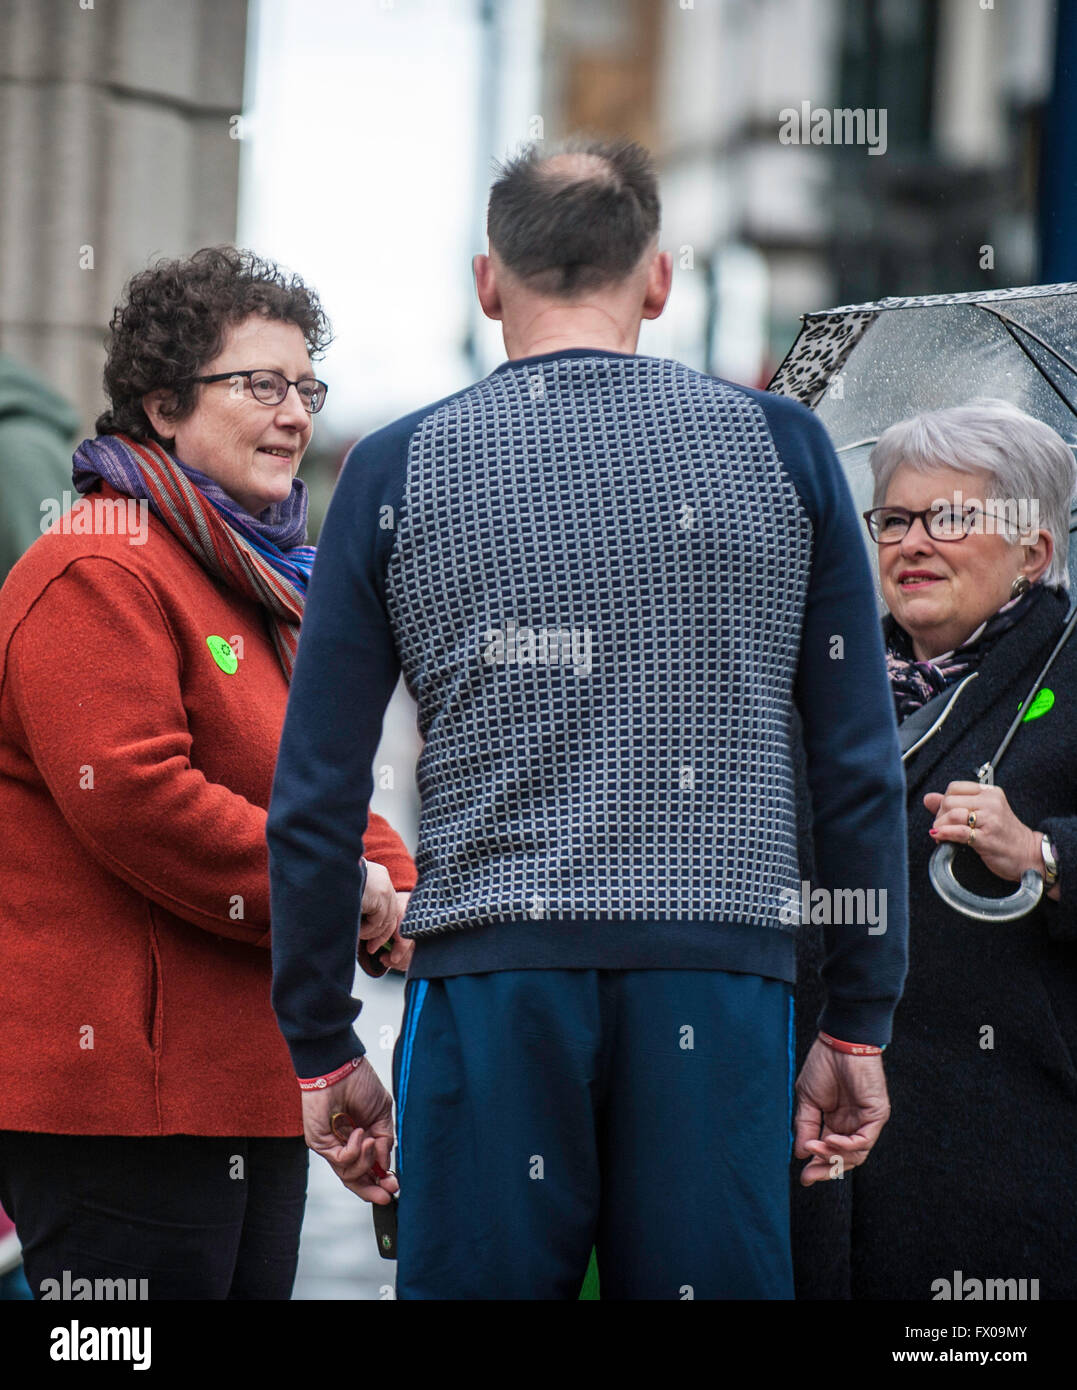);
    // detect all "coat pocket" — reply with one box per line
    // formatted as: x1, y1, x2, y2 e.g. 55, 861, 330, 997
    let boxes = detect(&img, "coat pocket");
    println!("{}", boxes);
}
1033, 963, 1077, 1089
144, 907, 163, 1054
